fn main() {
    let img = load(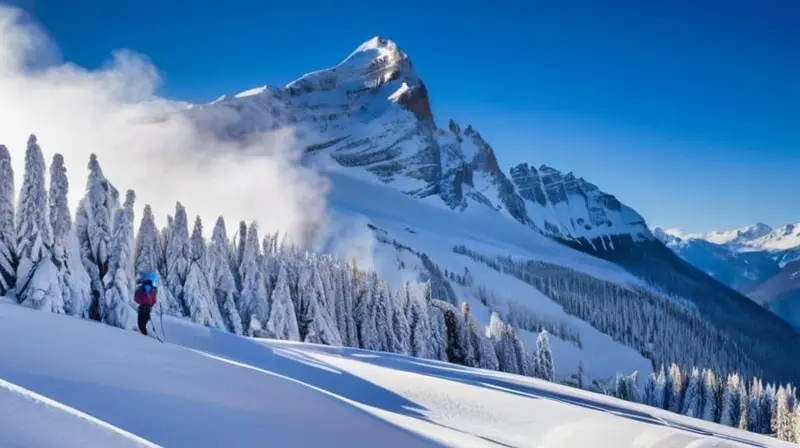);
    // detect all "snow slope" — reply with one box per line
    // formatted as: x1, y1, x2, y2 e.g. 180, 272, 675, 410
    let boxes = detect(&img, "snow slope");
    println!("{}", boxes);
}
0, 301, 789, 447
322, 168, 664, 384
652, 227, 781, 292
